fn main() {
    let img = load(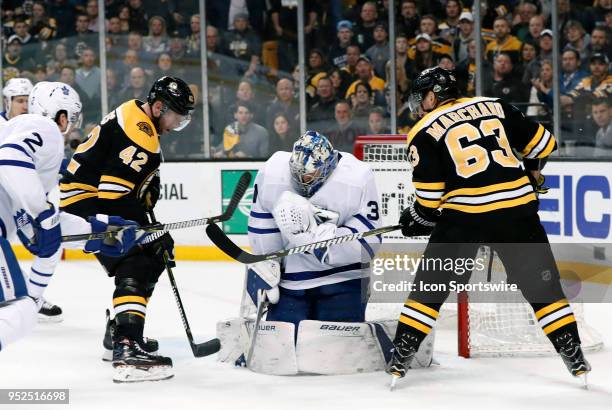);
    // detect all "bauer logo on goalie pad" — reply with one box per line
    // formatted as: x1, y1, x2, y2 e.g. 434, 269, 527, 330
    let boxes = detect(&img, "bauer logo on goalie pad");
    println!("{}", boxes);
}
319, 324, 361, 335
